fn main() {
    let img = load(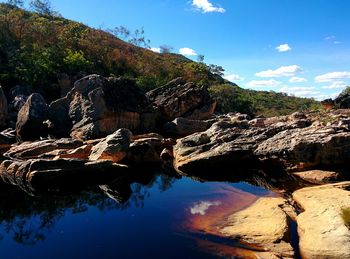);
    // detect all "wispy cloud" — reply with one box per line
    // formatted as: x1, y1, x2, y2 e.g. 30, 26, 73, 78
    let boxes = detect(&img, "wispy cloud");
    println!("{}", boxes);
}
150, 47, 161, 53
224, 74, 244, 82
280, 86, 320, 98
322, 81, 347, 89
276, 44, 291, 52
246, 79, 281, 88
190, 201, 221, 215
289, 77, 307, 83
255, 65, 303, 78
179, 47, 198, 56
315, 72, 350, 82
325, 35, 341, 44
192, 0, 225, 13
